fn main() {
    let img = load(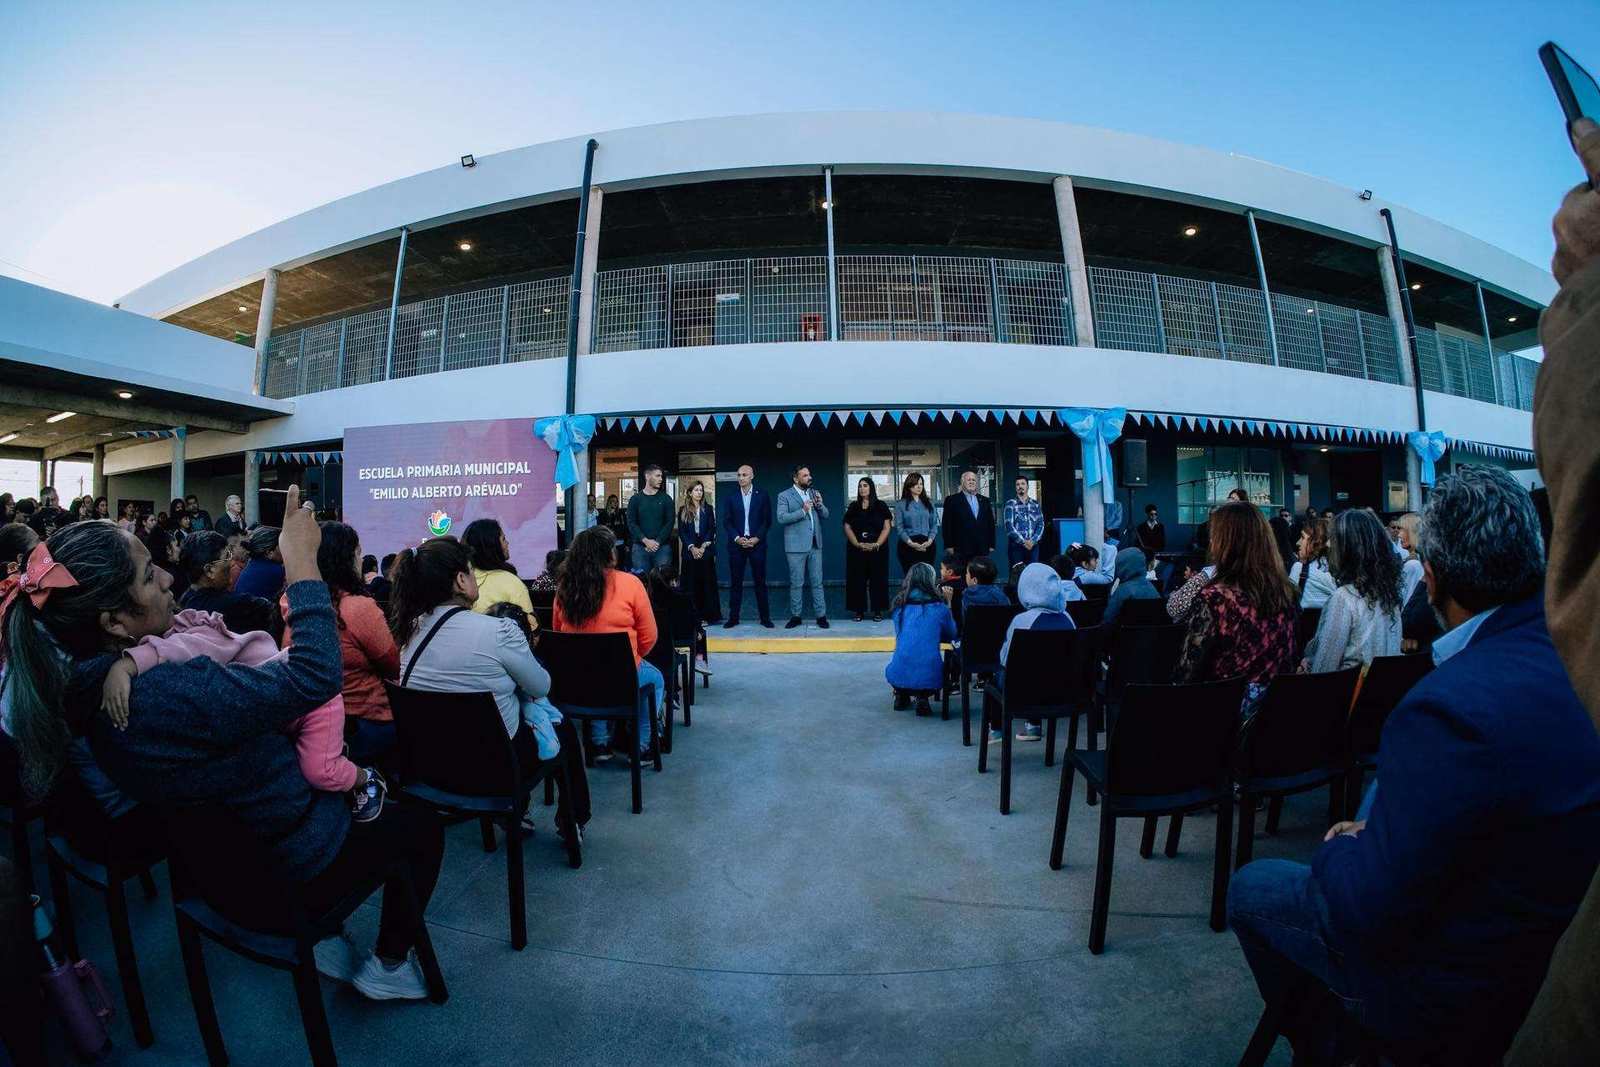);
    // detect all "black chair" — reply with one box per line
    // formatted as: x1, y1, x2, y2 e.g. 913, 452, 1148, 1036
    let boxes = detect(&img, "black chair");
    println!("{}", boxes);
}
1049, 677, 1246, 954
1066, 599, 1104, 627
1229, 666, 1362, 870
165, 803, 447, 1067
0, 732, 42, 895
644, 598, 680, 755
1343, 653, 1433, 817
1114, 598, 1170, 627
1077, 579, 1111, 601
528, 587, 556, 632
385, 683, 579, 950
1294, 606, 1322, 658
43, 794, 165, 1050
978, 627, 1098, 815
667, 592, 703, 723
945, 603, 1021, 746
536, 631, 660, 815
1093, 623, 1186, 804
